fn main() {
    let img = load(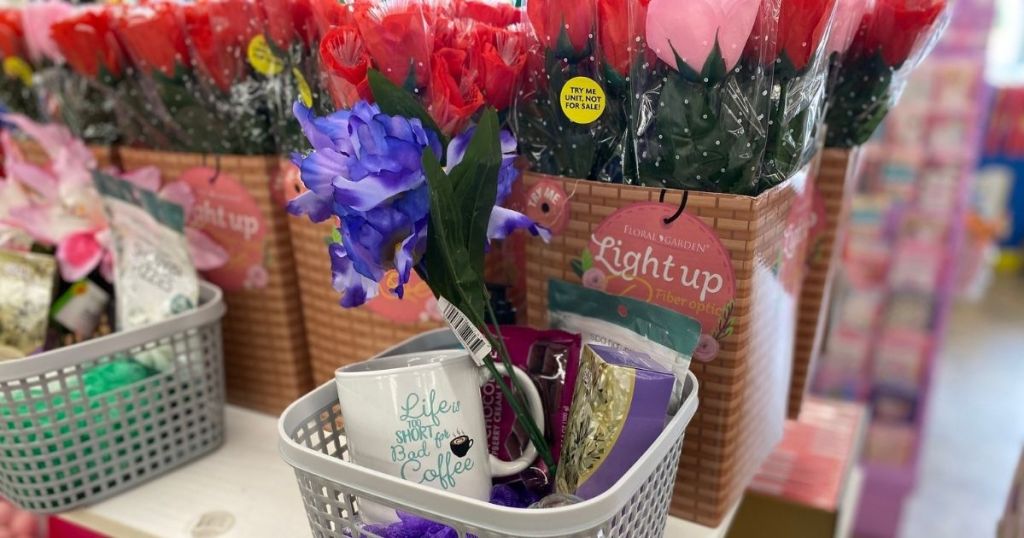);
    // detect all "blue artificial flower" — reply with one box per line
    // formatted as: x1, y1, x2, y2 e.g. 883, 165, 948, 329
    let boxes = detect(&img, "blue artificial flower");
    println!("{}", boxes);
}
289, 101, 438, 304
289, 101, 548, 308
